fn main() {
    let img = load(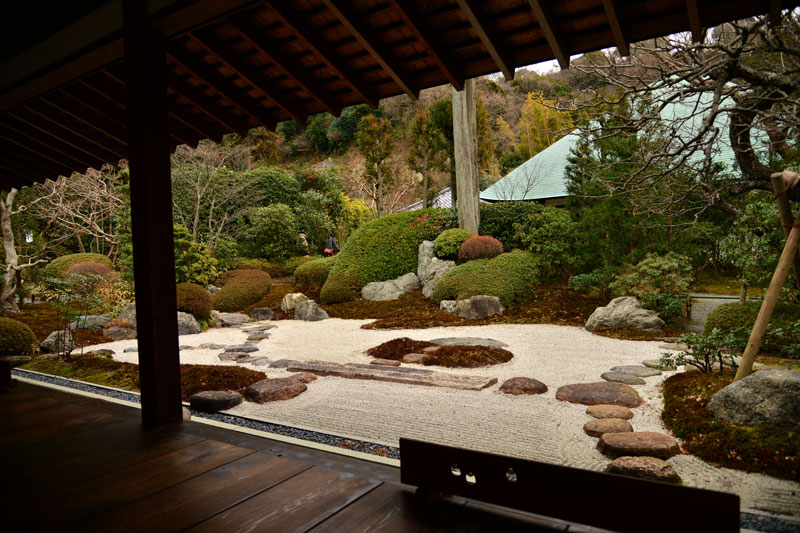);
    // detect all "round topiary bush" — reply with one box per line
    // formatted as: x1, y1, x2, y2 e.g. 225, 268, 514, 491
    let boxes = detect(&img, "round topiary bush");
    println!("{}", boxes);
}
43, 253, 113, 280
294, 257, 336, 287
704, 301, 800, 335
211, 269, 272, 312
431, 250, 540, 307
64, 261, 116, 279
176, 282, 212, 320
0, 317, 36, 355
320, 208, 457, 304
458, 235, 504, 261
236, 258, 271, 272
434, 228, 474, 260
284, 256, 320, 276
